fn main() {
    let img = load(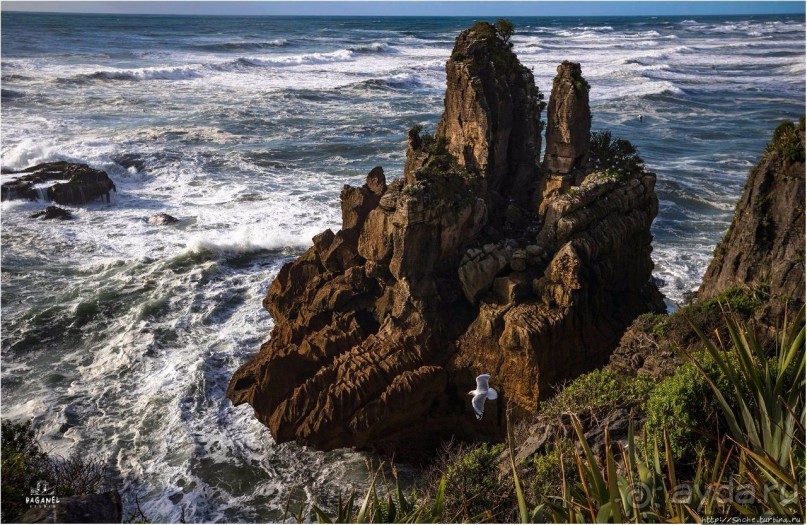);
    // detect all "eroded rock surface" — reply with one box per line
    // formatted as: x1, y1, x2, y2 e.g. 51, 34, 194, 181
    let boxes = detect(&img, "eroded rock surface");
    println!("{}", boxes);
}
699, 119, 805, 307
228, 22, 663, 454
543, 61, 591, 175
1, 161, 116, 205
